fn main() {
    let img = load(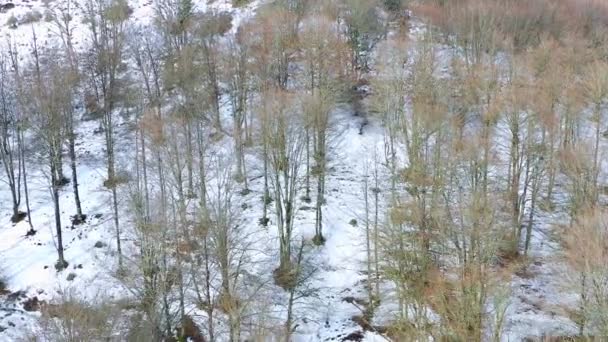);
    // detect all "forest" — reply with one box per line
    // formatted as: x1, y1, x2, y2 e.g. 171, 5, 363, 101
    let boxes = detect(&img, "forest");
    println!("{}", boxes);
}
1, 0, 608, 340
